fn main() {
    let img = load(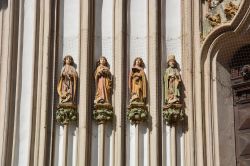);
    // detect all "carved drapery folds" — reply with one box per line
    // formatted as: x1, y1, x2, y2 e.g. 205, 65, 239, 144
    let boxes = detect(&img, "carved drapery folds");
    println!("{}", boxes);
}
163, 55, 184, 126
93, 56, 113, 124
56, 55, 78, 125
127, 57, 148, 124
